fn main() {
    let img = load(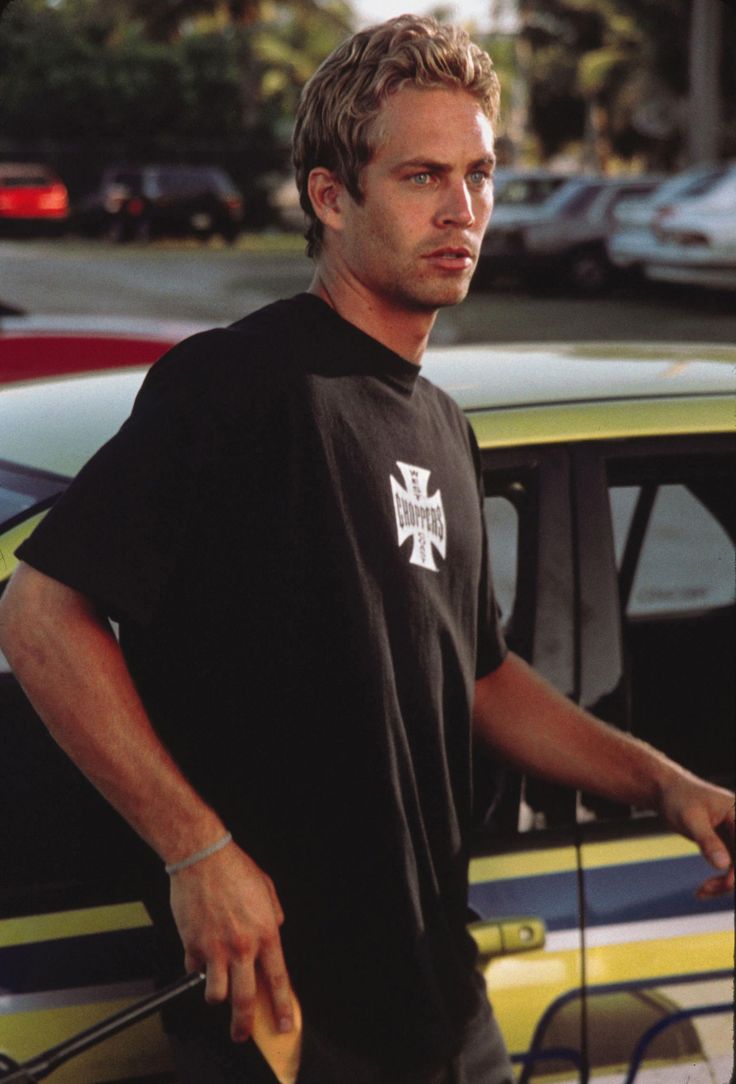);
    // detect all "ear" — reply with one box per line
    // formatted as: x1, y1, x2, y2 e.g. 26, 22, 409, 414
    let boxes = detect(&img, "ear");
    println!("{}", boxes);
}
307, 168, 345, 233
